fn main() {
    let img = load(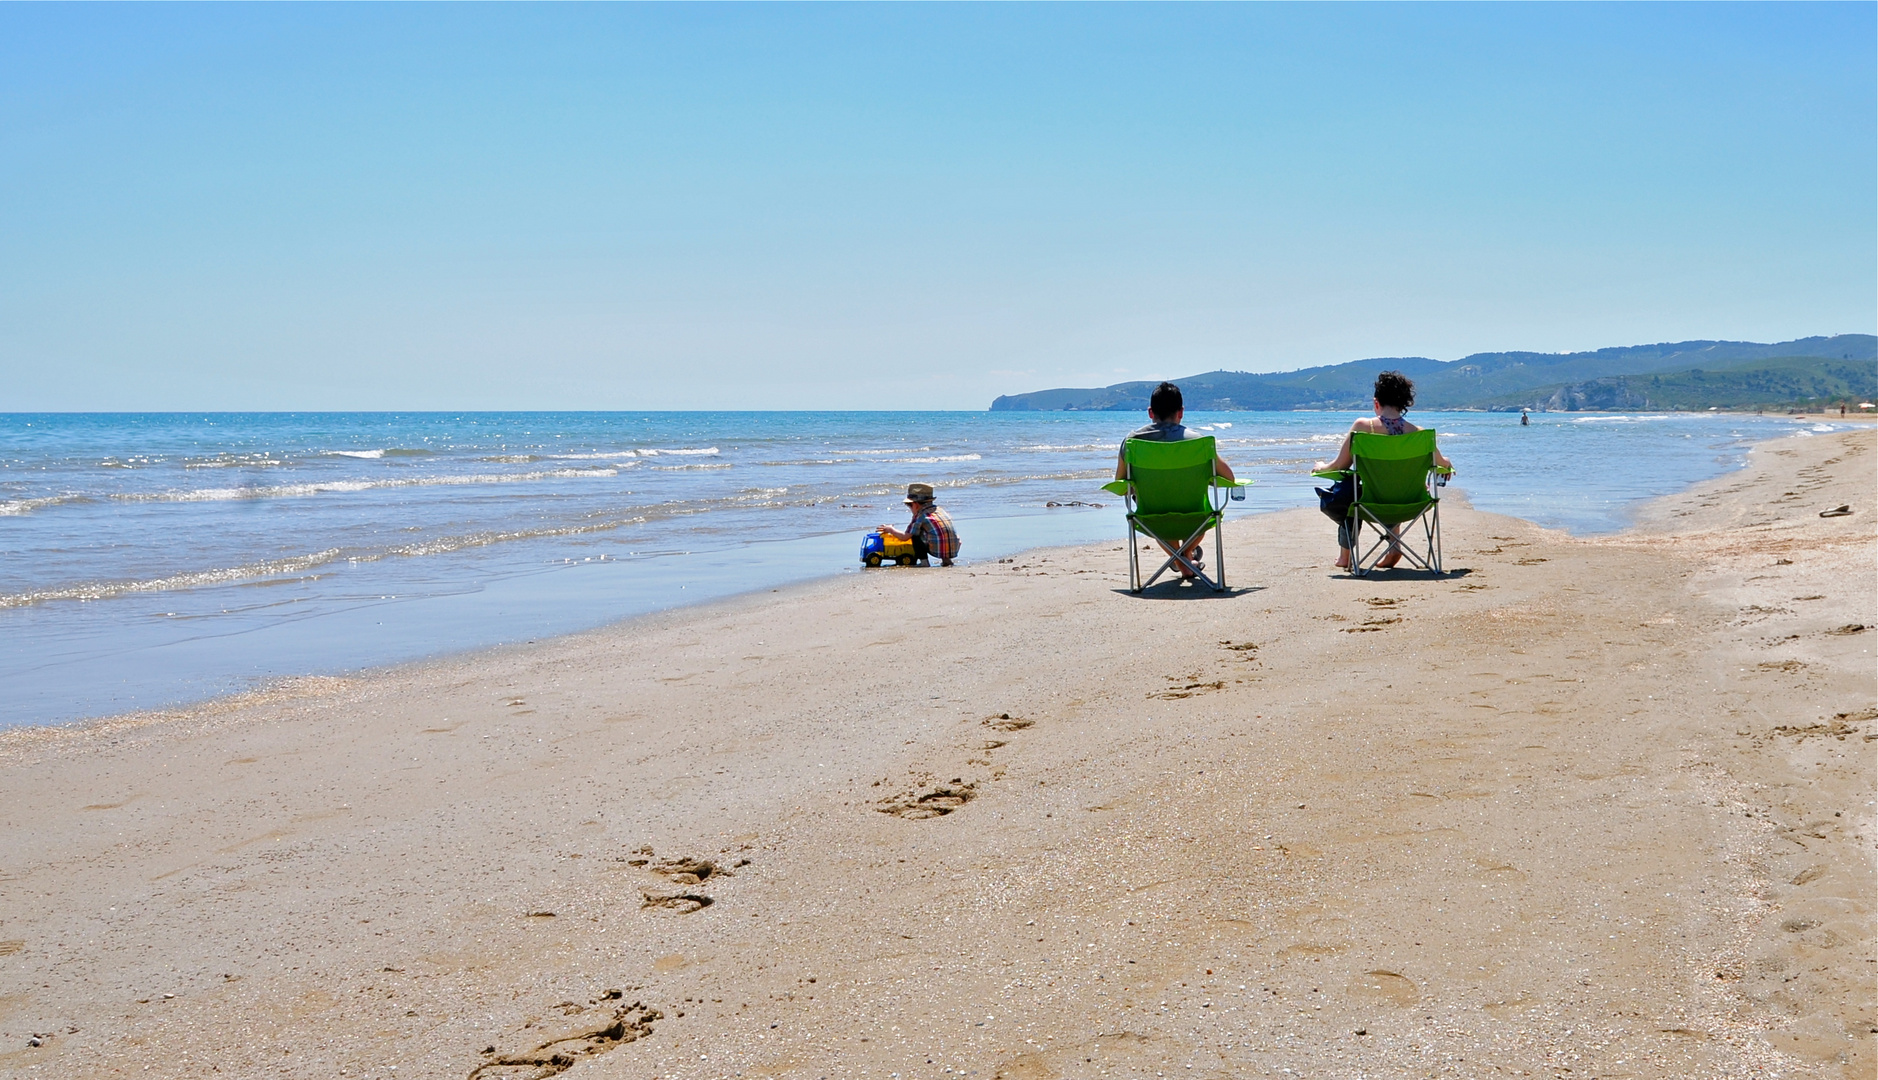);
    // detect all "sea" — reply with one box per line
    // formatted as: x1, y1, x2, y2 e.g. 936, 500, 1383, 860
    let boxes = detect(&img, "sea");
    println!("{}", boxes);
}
0, 410, 1835, 730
